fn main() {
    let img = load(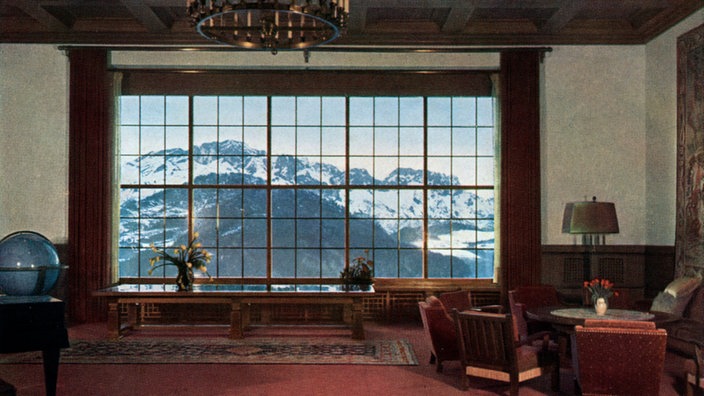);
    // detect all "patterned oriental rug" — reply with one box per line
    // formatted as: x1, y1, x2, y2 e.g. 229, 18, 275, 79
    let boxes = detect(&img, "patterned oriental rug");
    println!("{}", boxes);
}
0, 338, 418, 366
